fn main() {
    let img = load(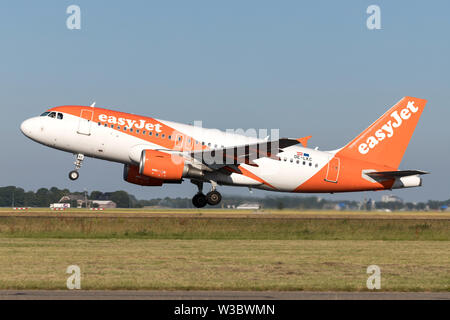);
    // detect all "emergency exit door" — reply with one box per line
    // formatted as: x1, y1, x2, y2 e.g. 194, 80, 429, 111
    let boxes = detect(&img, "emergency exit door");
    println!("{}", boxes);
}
325, 157, 340, 183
